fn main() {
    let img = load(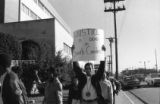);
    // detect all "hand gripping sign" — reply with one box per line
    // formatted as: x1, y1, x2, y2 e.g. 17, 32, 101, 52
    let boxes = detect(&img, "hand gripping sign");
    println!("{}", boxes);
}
73, 28, 105, 61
